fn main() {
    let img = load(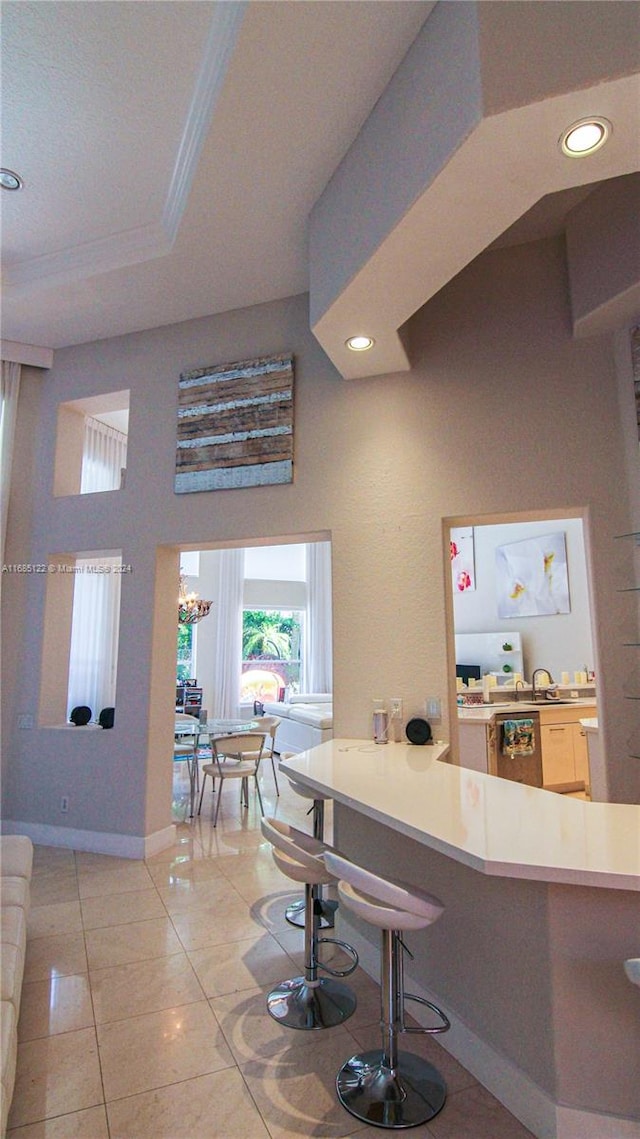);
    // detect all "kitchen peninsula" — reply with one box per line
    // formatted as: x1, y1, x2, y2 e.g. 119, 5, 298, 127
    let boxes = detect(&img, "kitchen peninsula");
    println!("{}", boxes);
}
281, 741, 639, 1139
